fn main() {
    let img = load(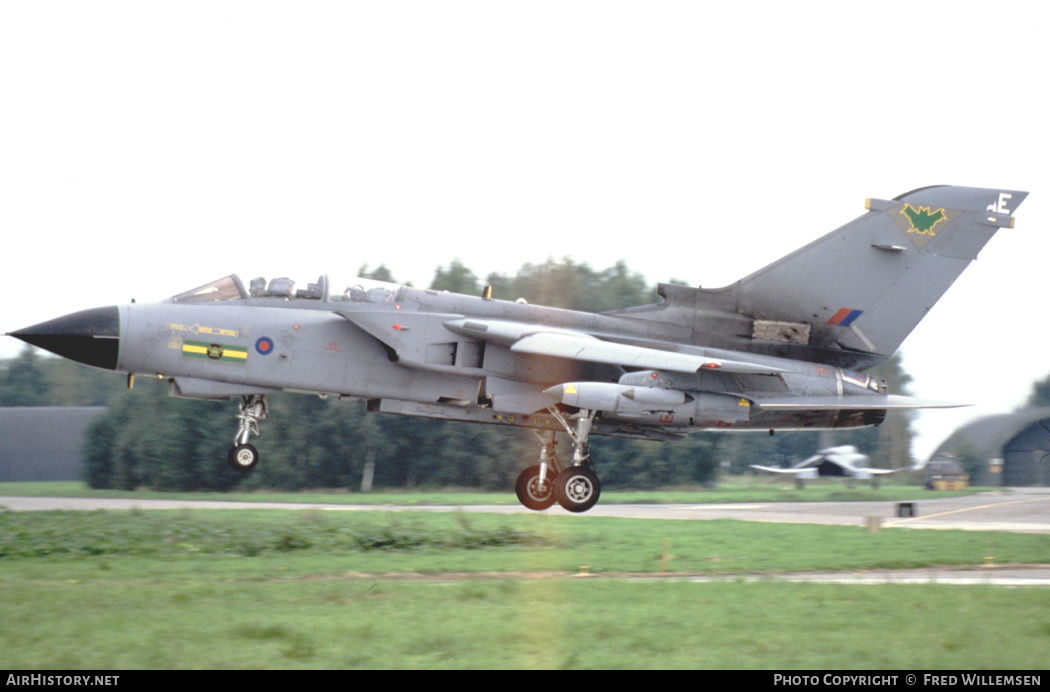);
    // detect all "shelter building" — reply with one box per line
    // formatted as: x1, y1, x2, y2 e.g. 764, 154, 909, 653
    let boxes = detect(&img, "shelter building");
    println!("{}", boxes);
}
0, 407, 106, 482
930, 408, 1050, 486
